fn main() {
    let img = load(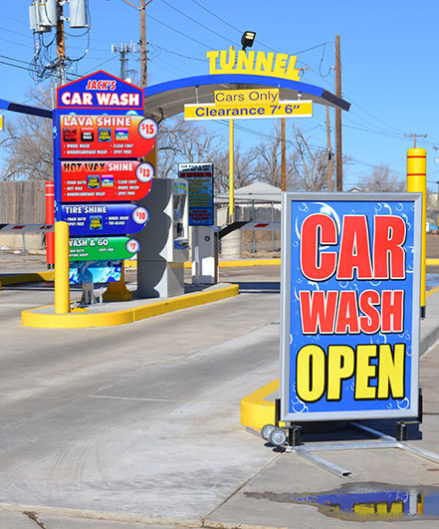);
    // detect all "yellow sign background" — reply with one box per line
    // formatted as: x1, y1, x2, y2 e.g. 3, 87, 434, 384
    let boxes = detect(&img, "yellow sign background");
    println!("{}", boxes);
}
214, 88, 279, 107
185, 100, 313, 121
